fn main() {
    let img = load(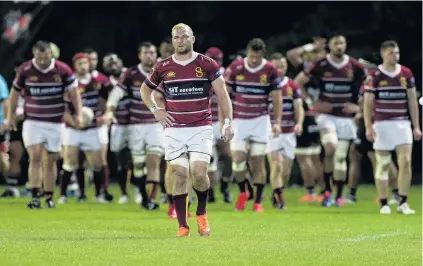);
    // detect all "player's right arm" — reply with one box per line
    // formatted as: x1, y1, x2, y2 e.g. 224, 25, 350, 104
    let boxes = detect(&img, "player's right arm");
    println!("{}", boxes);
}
294, 62, 313, 107
363, 77, 376, 142
287, 38, 326, 68
141, 62, 174, 128
100, 80, 126, 125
